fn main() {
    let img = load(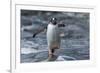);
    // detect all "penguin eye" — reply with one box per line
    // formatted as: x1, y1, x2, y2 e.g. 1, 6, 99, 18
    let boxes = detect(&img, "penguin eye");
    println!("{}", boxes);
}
50, 18, 57, 22
52, 18, 55, 20
52, 18, 56, 20
50, 18, 57, 25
